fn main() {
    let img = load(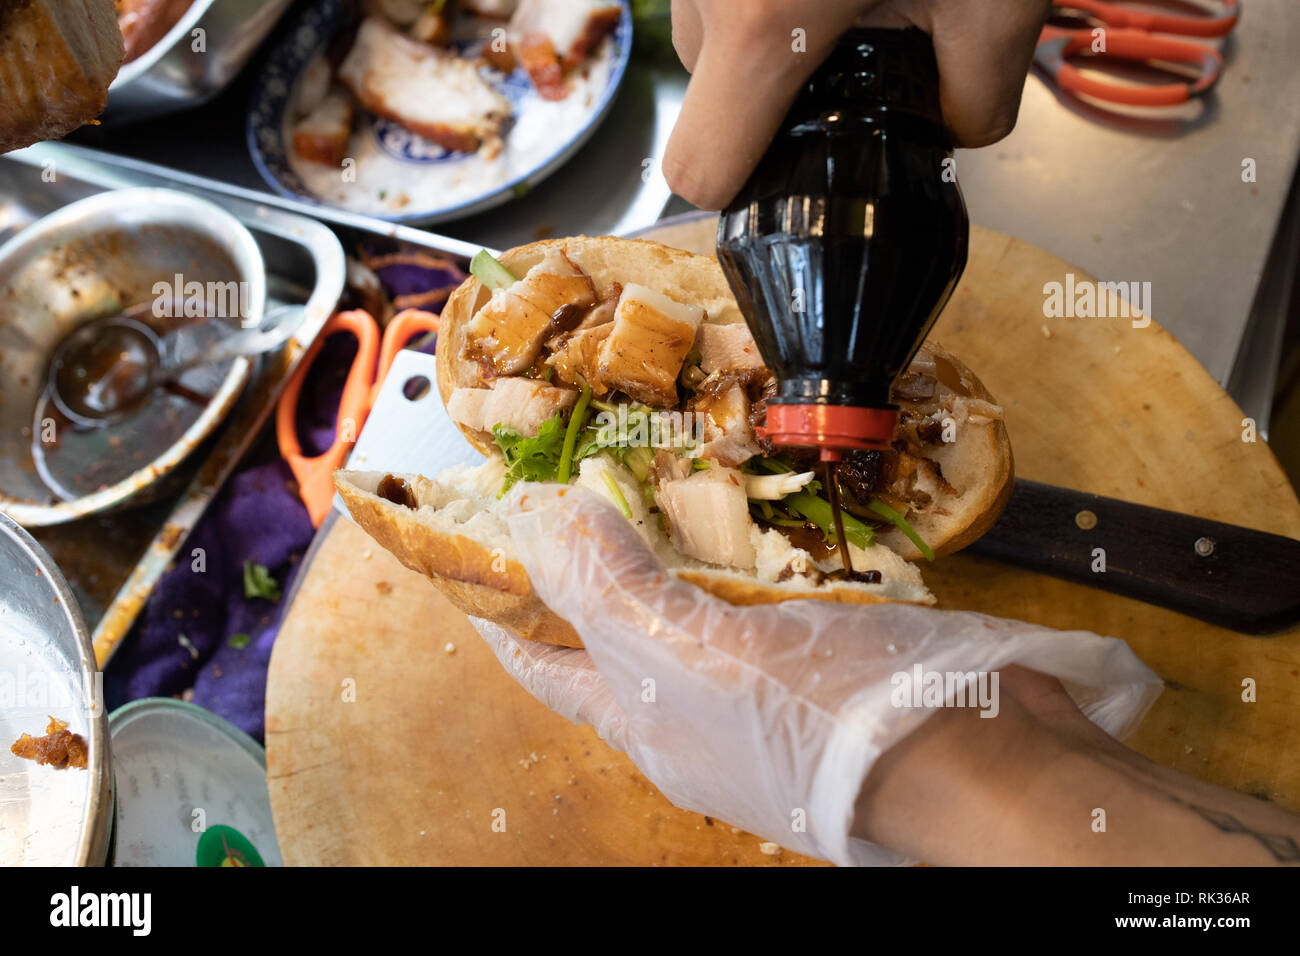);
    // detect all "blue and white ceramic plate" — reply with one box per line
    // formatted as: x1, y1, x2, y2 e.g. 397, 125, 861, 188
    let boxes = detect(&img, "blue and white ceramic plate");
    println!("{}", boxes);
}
247, 0, 632, 225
